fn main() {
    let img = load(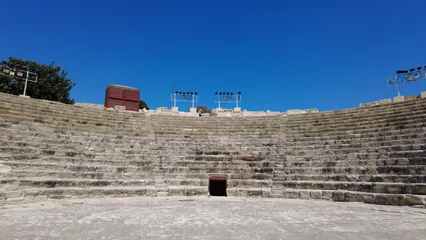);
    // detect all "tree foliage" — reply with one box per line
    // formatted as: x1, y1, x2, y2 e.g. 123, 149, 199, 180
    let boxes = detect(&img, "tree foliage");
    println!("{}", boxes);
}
196, 105, 211, 113
139, 99, 149, 110
0, 57, 76, 104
